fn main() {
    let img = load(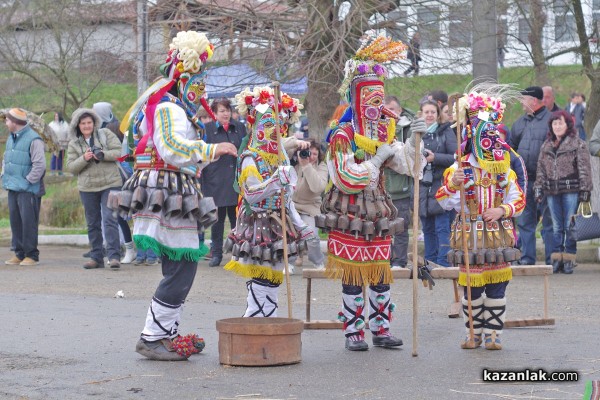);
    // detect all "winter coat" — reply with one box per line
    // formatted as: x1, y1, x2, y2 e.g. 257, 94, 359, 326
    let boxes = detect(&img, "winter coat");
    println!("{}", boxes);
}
419, 122, 457, 217
533, 135, 593, 196
200, 119, 246, 207
293, 160, 328, 217
65, 108, 122, 192
48, 120, 71, 151
385, 109, 415, 200
508, 107, 551, 182
589, 119, 600, 157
